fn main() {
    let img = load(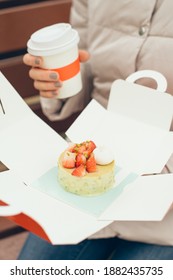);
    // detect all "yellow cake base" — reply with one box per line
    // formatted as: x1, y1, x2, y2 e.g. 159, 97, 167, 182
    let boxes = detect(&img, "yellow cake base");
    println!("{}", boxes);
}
58, 153, 115, 196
